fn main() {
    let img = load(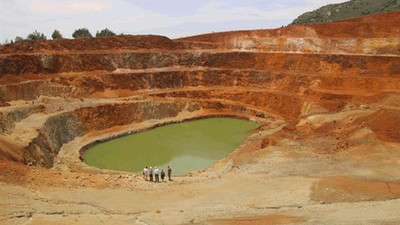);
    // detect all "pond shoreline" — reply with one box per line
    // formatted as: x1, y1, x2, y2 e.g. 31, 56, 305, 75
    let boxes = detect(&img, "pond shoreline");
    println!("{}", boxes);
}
81, 116, 260, 175
79, 114, 259, 160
